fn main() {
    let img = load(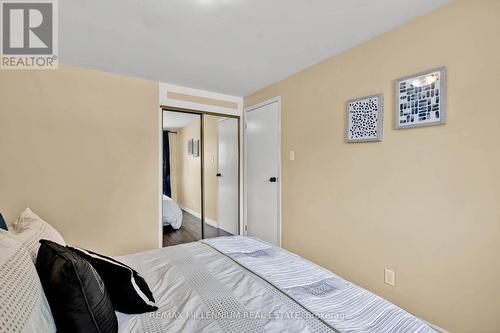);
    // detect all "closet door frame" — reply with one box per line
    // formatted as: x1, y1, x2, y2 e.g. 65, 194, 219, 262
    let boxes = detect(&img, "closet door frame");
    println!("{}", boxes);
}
161, 106, 240, 242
